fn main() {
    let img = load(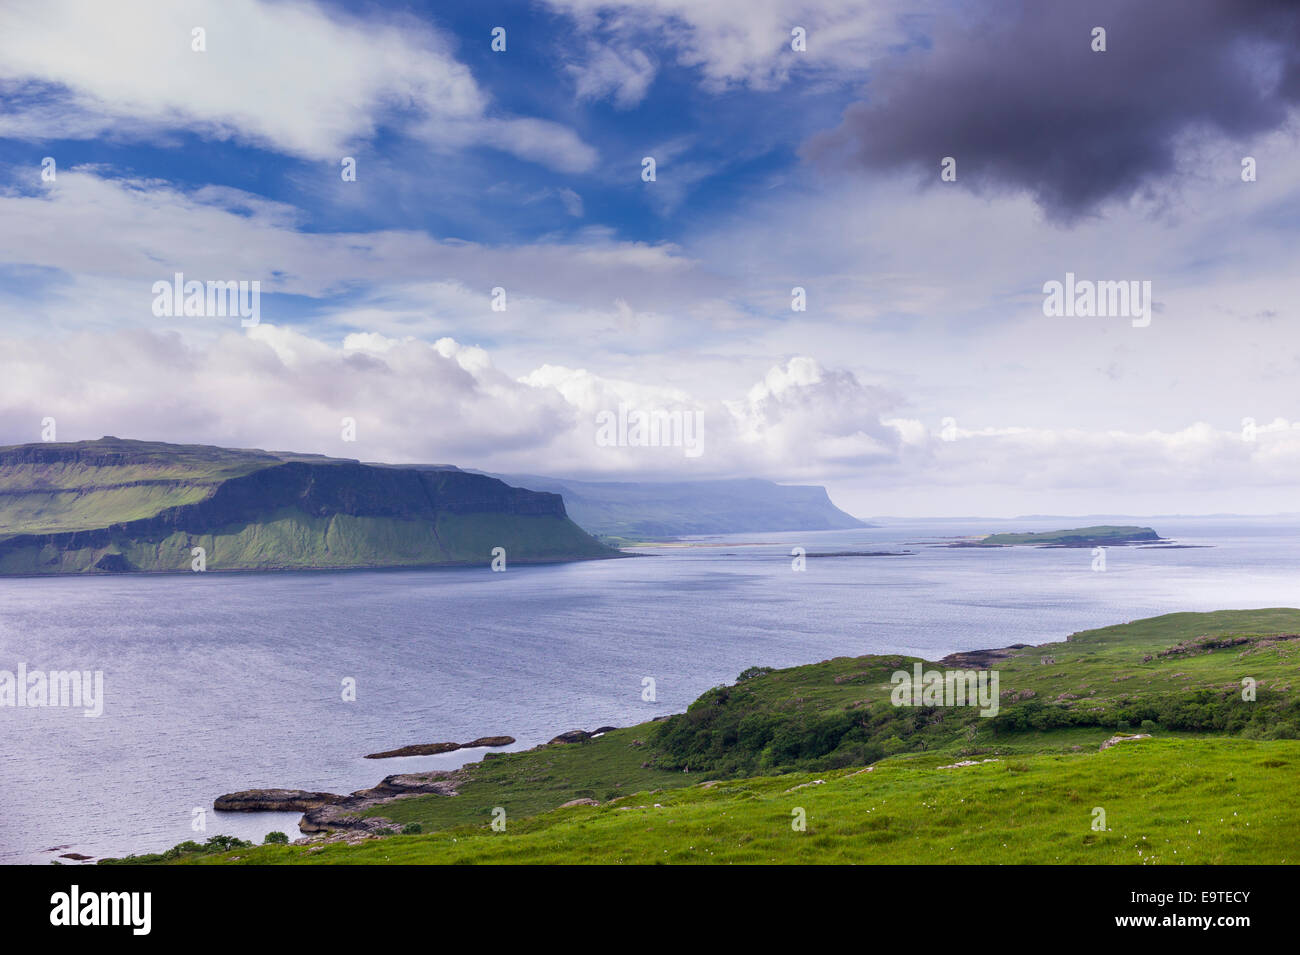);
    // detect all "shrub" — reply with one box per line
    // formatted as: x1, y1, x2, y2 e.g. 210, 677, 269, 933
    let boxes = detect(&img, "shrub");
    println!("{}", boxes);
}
202, 834, 251, 852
